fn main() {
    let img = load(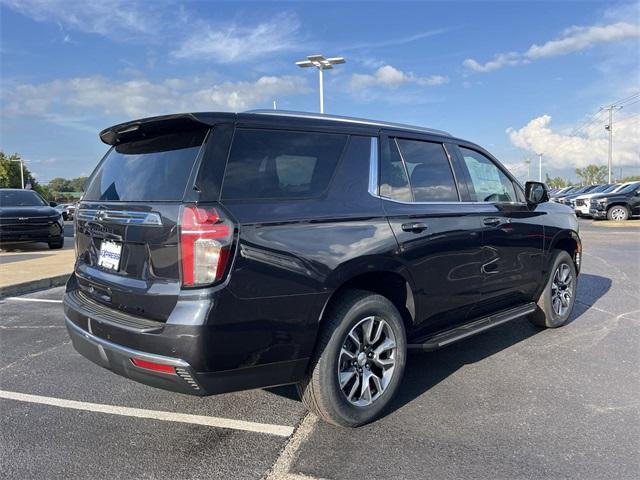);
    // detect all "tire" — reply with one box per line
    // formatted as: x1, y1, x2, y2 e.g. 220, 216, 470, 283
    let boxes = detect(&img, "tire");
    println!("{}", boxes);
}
528, 250, 577, 328
607, 205, 629, 221
297, 289, 407, 427
48, 237, 64, 249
